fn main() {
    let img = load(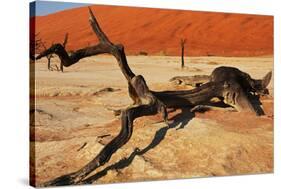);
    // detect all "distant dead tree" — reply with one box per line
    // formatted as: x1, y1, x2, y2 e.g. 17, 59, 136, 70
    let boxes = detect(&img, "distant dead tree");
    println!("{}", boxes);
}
180, 38, 186, 69
30, 33, 44, 62
29, 32, 56, 70
42, 33, 68, 72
